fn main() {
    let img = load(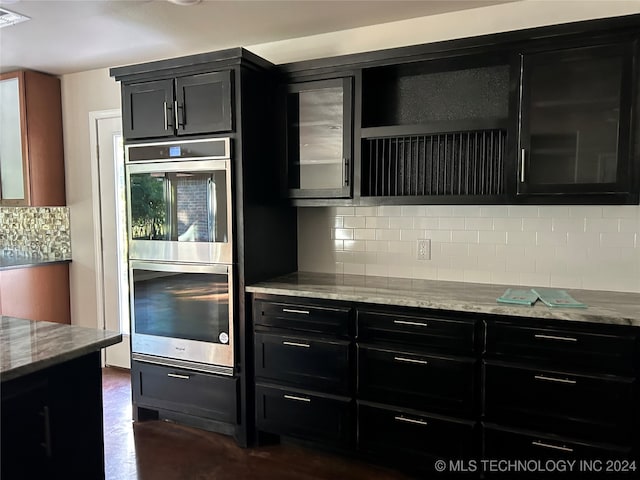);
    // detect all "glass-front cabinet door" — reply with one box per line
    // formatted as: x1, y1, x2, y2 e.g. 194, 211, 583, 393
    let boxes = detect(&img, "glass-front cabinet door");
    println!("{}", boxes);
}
0, 74, 27, 205
286, 77, 352, 198
518, 42, 635, 198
